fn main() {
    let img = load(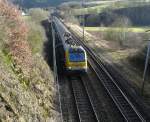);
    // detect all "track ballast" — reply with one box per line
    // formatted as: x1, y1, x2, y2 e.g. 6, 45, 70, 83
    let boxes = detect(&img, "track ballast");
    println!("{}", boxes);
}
69, 76, 98, 122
